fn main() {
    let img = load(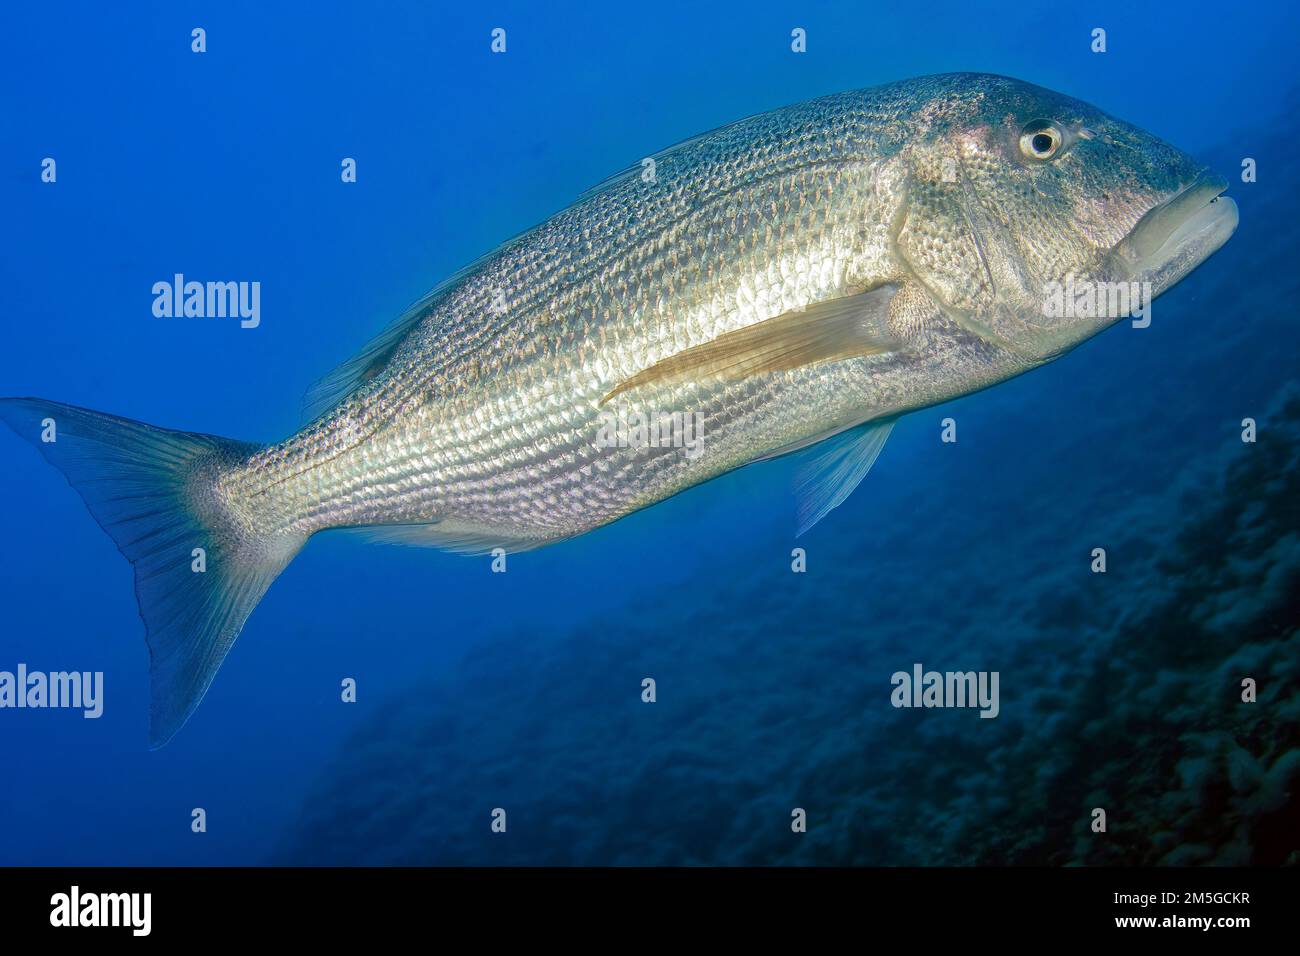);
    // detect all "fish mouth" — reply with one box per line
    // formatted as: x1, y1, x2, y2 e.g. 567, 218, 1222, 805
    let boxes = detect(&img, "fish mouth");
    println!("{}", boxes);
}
1111, 171, 1238, 290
